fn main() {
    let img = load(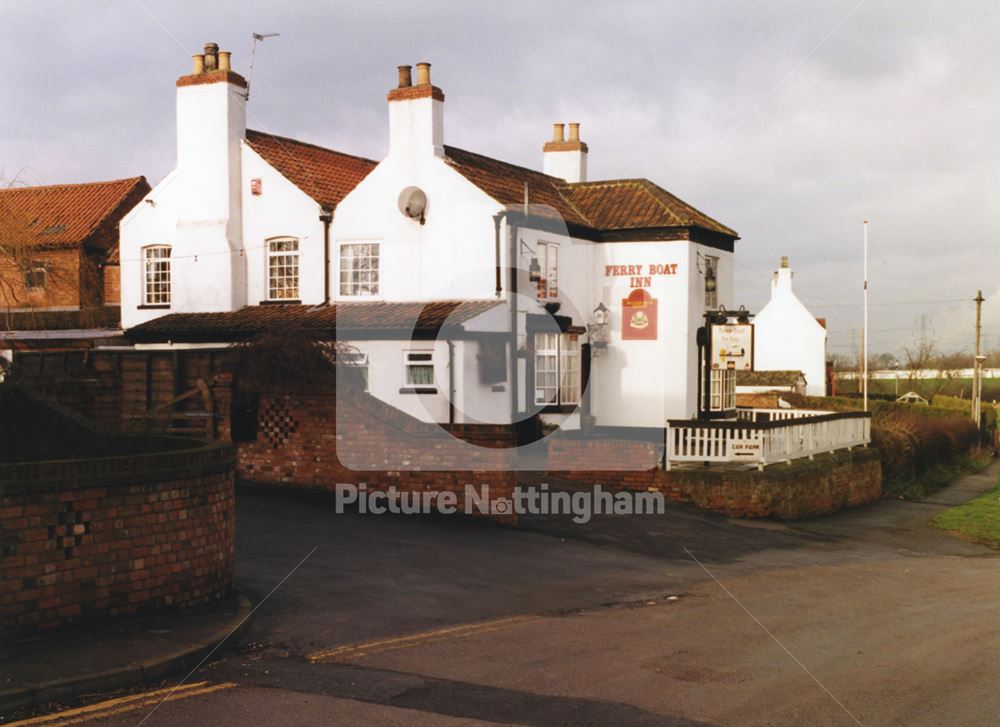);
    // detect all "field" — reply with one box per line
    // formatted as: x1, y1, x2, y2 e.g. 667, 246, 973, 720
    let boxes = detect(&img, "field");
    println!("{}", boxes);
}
835, 376, 1000, 402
